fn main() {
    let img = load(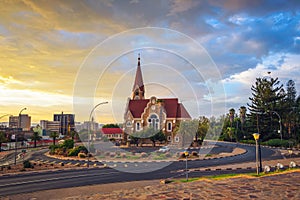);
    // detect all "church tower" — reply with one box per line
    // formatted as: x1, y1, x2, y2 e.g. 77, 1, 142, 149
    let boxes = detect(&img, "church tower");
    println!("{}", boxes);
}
132, 54, 145, 100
